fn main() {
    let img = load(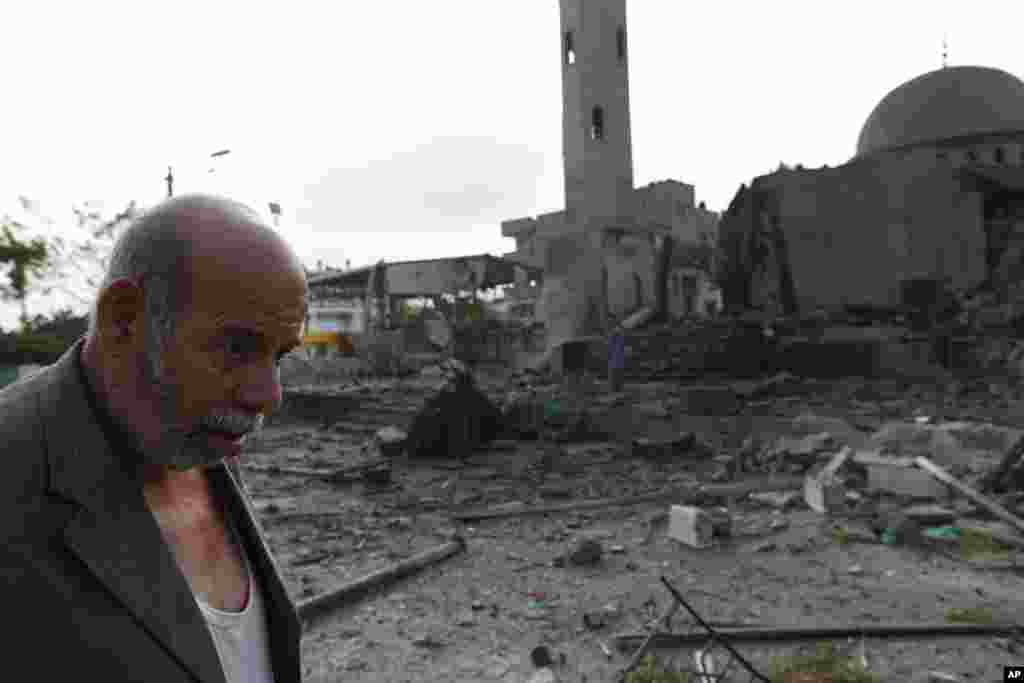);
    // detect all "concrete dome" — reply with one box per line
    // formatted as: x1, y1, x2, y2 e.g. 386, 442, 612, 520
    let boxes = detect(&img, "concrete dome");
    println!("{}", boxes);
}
856, 66, 1024, 157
